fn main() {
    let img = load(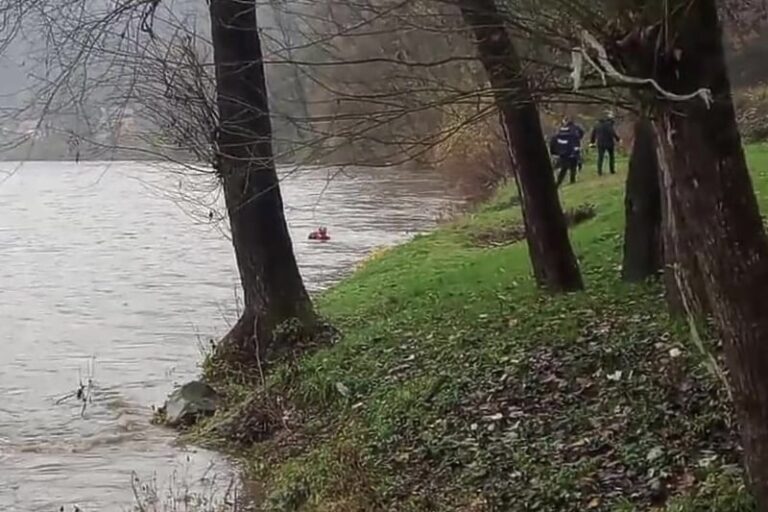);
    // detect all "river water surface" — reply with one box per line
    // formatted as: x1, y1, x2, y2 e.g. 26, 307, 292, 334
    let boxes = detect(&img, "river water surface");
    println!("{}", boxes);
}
0, 161, 459, 511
